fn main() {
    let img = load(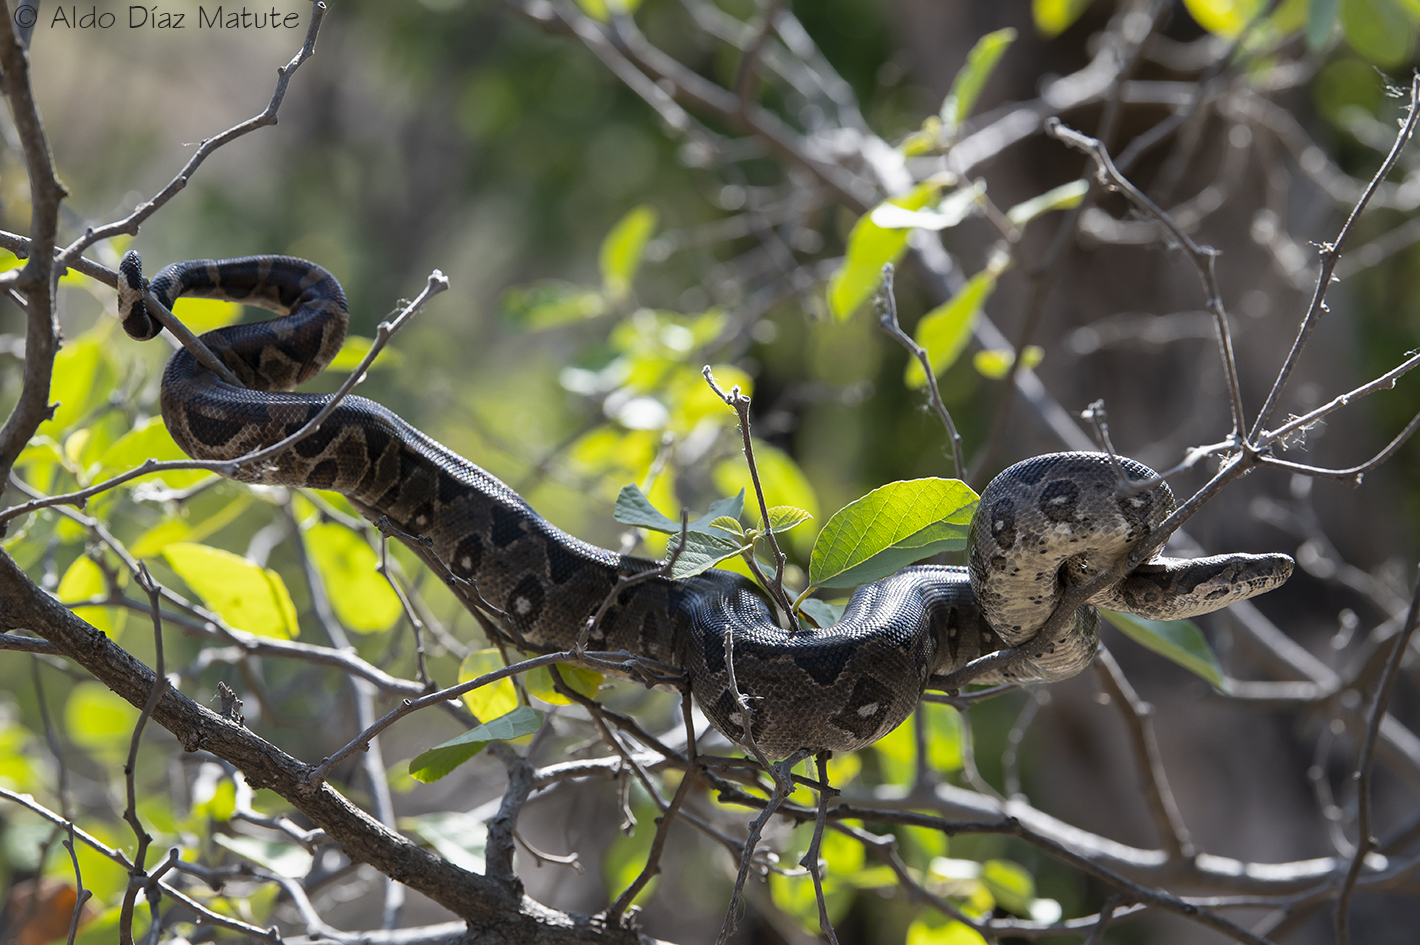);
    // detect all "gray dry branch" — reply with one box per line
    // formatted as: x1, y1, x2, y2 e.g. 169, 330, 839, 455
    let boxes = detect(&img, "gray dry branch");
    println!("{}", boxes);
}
5, 1, 1420, 943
